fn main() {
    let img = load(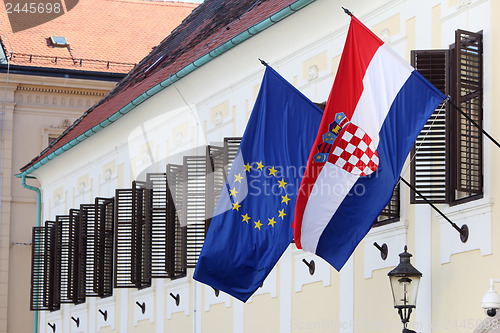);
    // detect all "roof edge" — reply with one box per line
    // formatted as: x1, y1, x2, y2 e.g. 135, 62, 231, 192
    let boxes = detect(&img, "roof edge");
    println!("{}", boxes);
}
0, 64, 127, 81
20, 0, 317, 177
